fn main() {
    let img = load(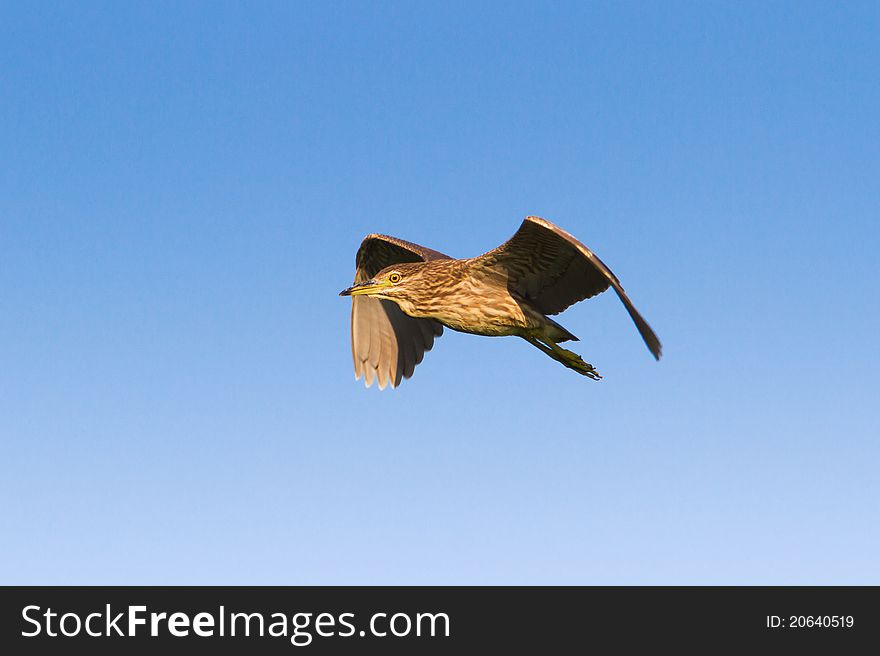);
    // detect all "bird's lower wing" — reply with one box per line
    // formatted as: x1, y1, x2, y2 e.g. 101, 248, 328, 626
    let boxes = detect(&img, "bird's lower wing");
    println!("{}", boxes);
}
351, 296, 443, 389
